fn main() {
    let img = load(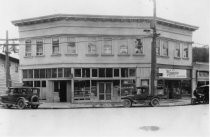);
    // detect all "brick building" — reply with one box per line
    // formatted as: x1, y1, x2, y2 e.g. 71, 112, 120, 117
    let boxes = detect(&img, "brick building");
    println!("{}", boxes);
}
12, 14, 198, 102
